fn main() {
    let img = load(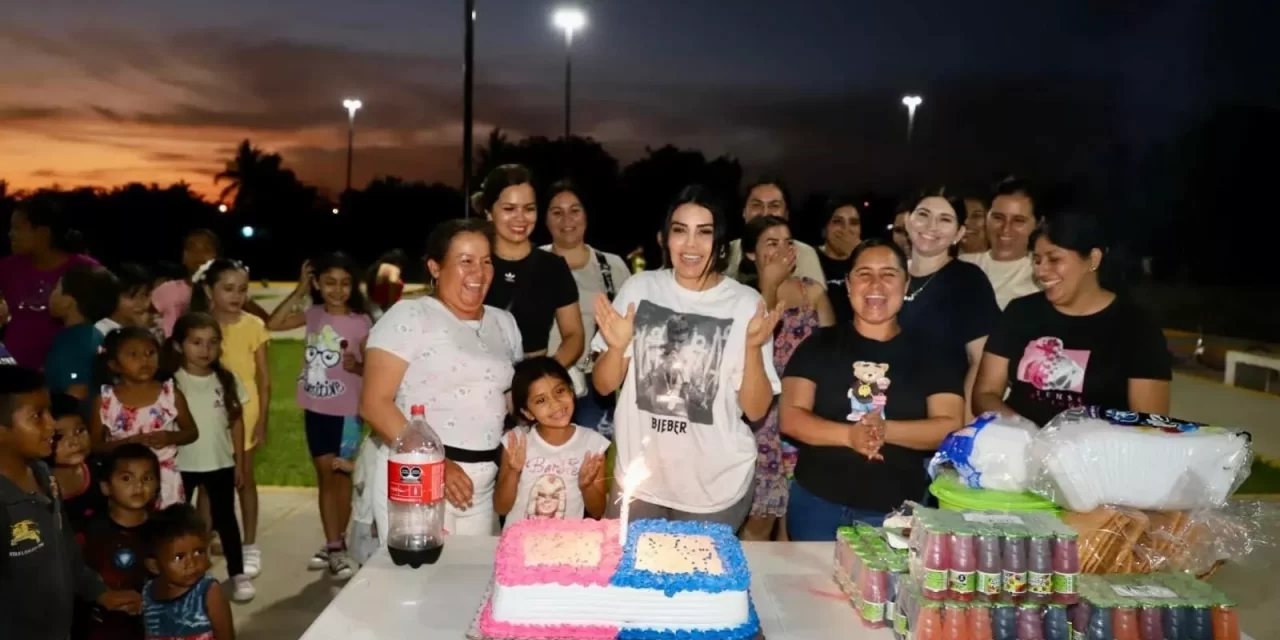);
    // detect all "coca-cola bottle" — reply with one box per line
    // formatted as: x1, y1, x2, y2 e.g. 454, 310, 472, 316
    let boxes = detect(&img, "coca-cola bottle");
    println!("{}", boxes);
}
387, 405, 446, 567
